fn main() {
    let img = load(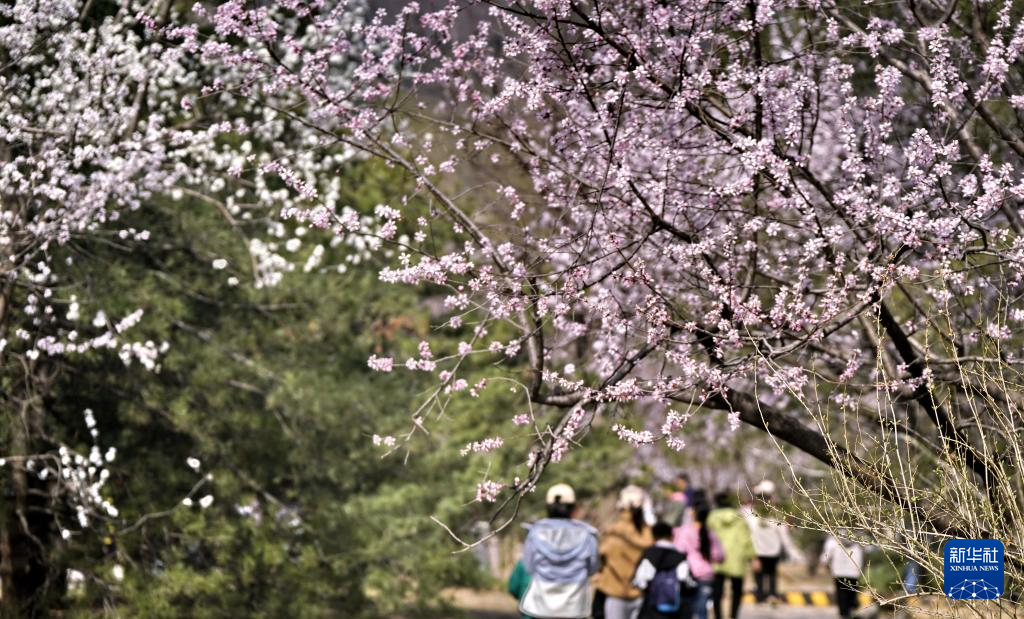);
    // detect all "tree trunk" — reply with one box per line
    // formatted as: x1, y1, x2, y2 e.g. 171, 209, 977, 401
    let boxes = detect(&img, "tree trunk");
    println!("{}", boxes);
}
1, 395, 56, 618
0, 62, 59, 618
0, 280, 56, 616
